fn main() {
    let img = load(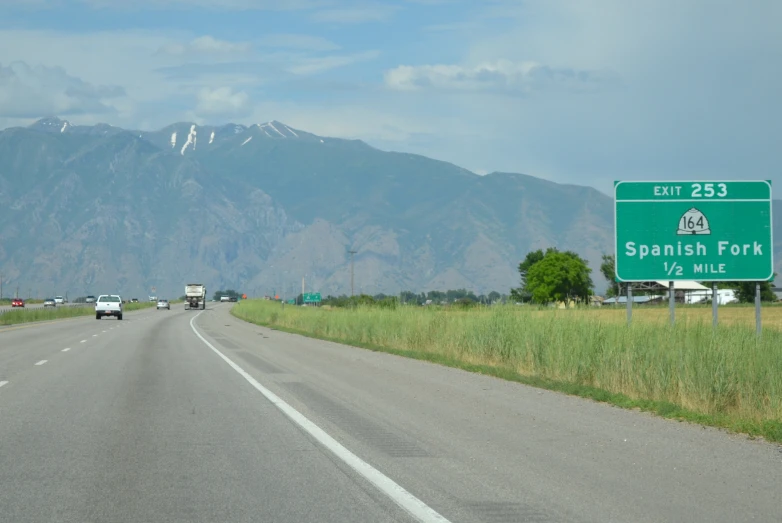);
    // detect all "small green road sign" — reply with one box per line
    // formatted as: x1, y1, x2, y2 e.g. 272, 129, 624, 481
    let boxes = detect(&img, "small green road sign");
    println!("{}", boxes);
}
615, 181, 773, 282
302, 292, 322, 303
